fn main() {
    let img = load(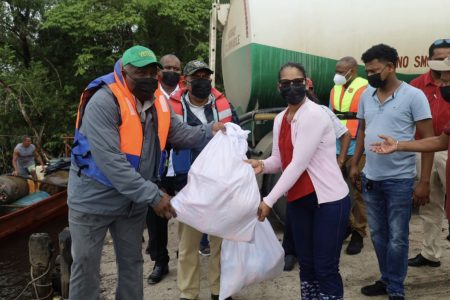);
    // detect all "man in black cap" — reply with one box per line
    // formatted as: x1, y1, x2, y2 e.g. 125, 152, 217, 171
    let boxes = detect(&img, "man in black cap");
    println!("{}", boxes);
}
169, 60, 237, 300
